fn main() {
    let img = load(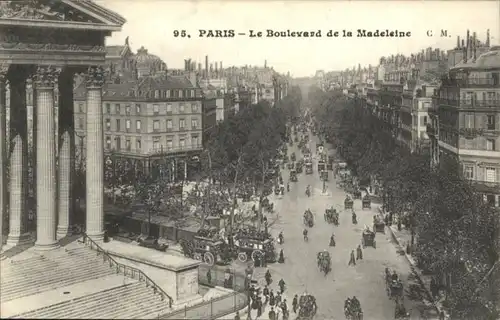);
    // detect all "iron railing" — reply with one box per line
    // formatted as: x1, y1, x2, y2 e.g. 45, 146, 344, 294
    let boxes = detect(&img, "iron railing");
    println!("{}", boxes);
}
433, 98, 500, 109
81, 233, 173, 308
159, 291, 248, 320
441, 77, 500, 87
